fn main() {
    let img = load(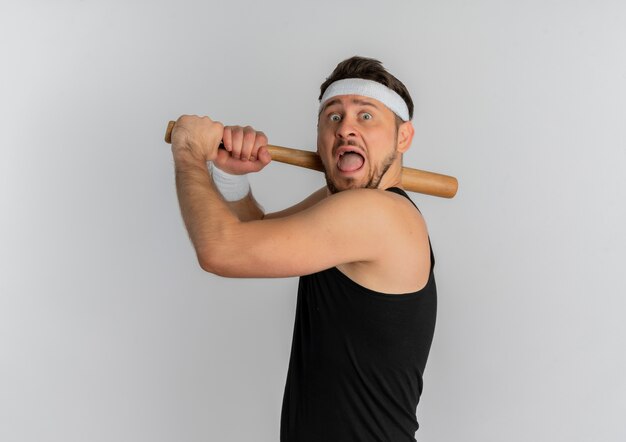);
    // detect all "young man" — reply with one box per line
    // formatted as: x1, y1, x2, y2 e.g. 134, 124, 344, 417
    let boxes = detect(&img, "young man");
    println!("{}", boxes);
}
170, 56, 437, 441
